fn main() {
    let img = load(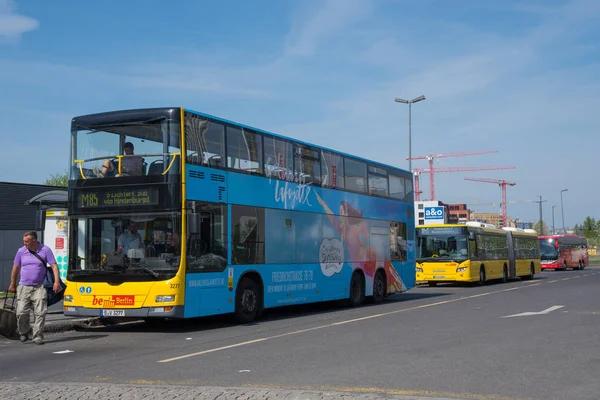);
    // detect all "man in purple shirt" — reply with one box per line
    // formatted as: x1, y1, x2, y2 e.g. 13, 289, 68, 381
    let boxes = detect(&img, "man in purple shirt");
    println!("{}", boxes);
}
8, 231, 61, 345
